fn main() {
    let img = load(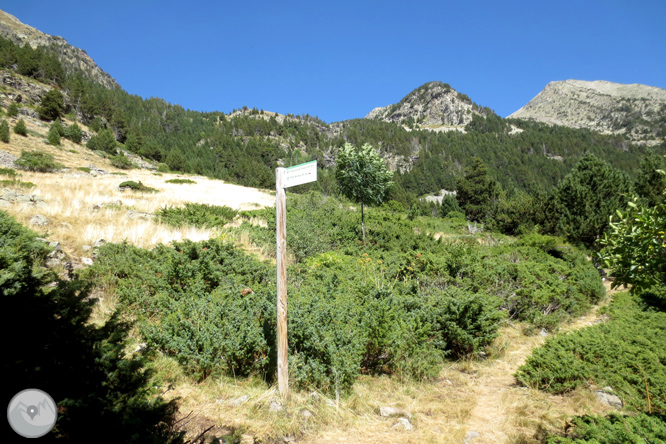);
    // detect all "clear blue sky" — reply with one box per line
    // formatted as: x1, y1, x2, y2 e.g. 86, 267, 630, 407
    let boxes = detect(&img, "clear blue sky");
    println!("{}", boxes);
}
3, 1, 665, 123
